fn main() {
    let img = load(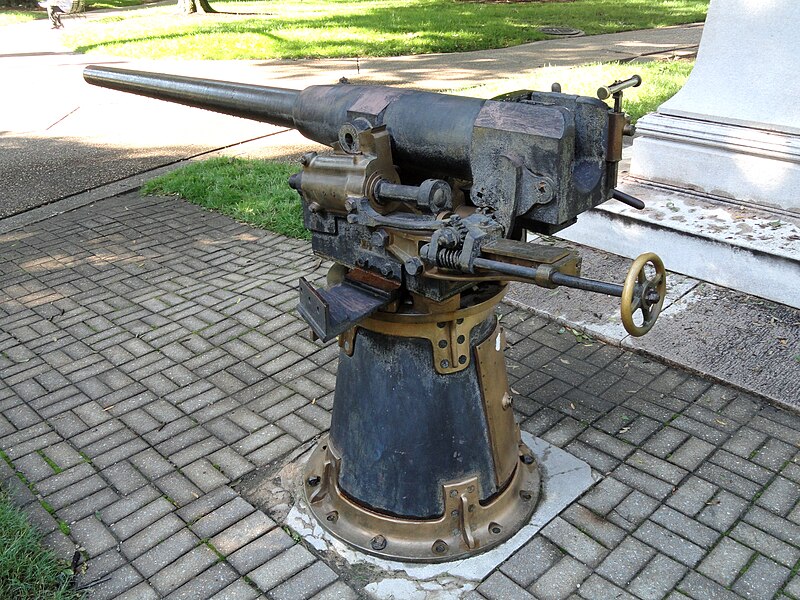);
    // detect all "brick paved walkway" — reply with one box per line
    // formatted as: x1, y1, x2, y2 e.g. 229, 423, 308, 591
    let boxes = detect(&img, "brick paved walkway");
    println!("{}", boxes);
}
1, 193, 799, 599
